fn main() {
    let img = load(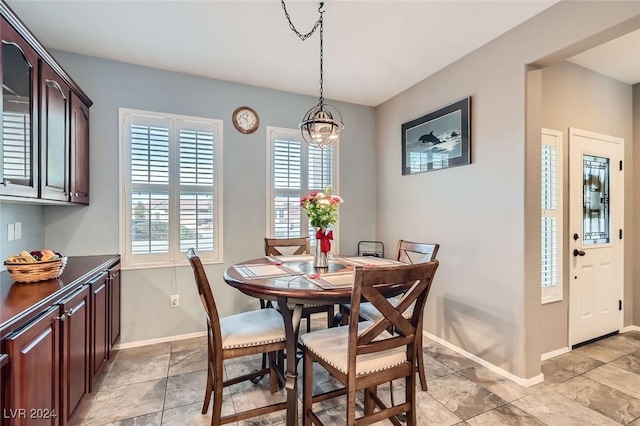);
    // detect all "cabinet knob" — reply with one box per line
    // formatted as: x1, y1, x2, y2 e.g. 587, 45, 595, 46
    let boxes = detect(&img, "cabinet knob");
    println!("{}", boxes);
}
55, 313, 66, 322
66, 307, 76, 317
